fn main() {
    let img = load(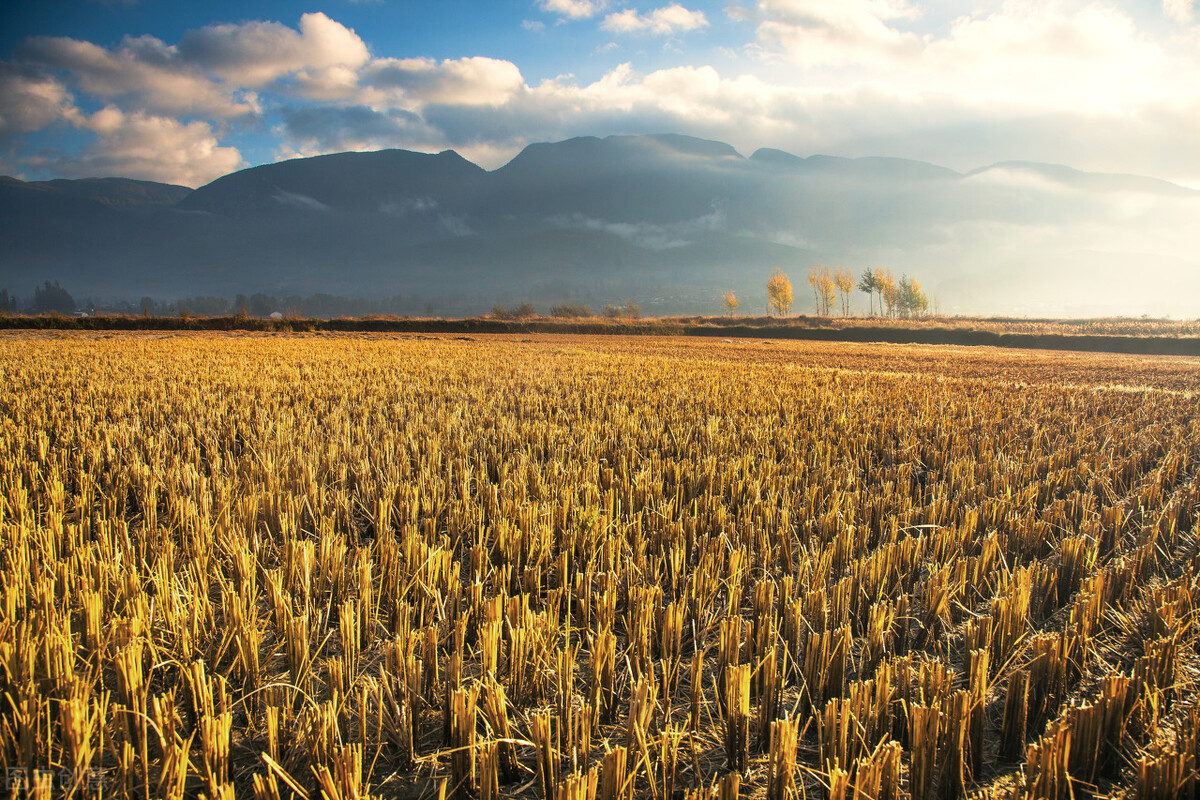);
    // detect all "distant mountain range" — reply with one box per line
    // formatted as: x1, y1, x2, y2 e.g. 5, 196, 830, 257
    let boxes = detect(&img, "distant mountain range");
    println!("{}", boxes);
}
3, 134, 1198, 316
